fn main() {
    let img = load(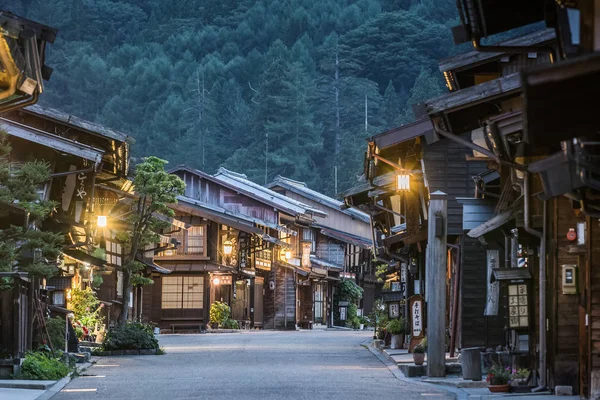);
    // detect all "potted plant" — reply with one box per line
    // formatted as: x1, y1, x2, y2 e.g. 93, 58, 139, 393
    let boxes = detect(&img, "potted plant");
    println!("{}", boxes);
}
386, 317, 406, 350
412, 344, 425, 365
486, 364, 511, 392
